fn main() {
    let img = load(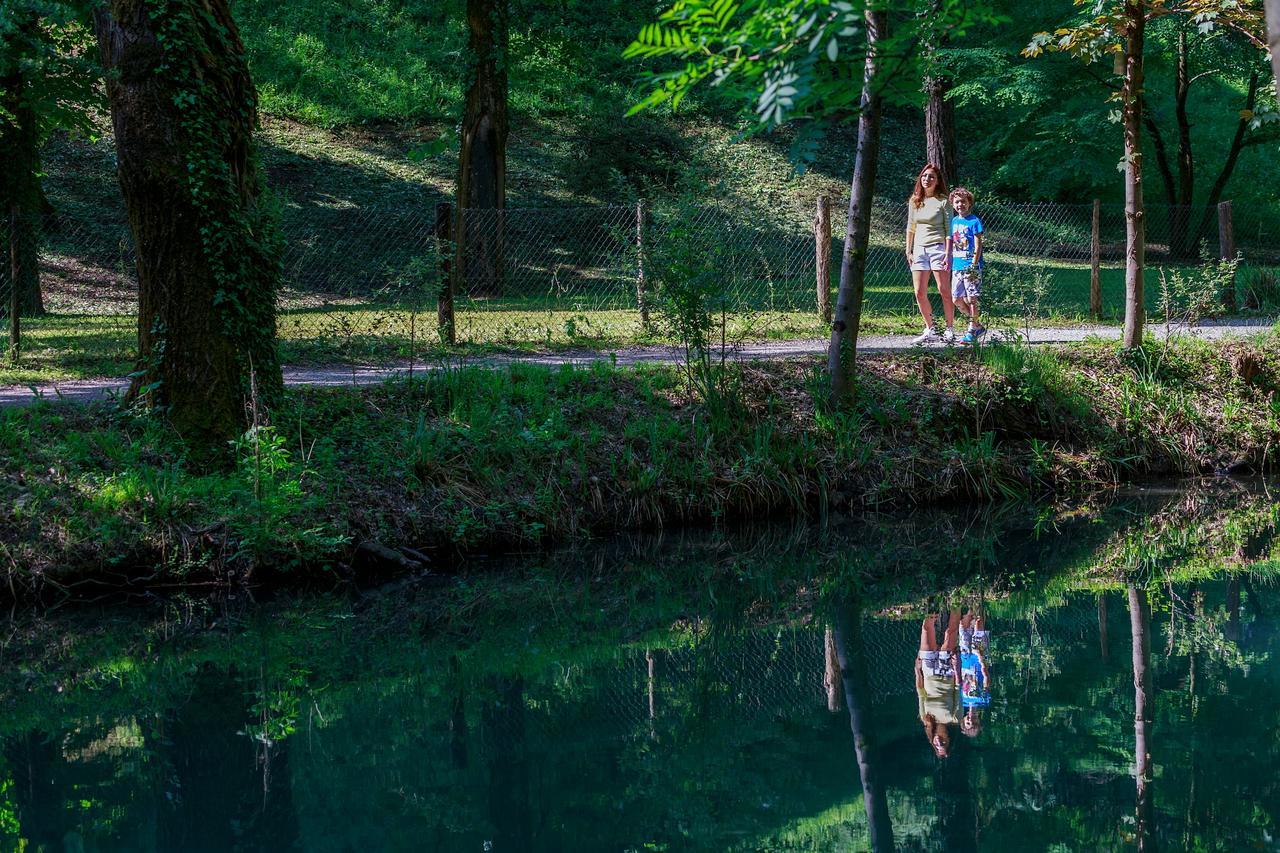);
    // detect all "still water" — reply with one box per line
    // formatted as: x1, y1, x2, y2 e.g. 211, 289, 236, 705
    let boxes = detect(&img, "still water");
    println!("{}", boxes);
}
2, 485, 1279, 851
